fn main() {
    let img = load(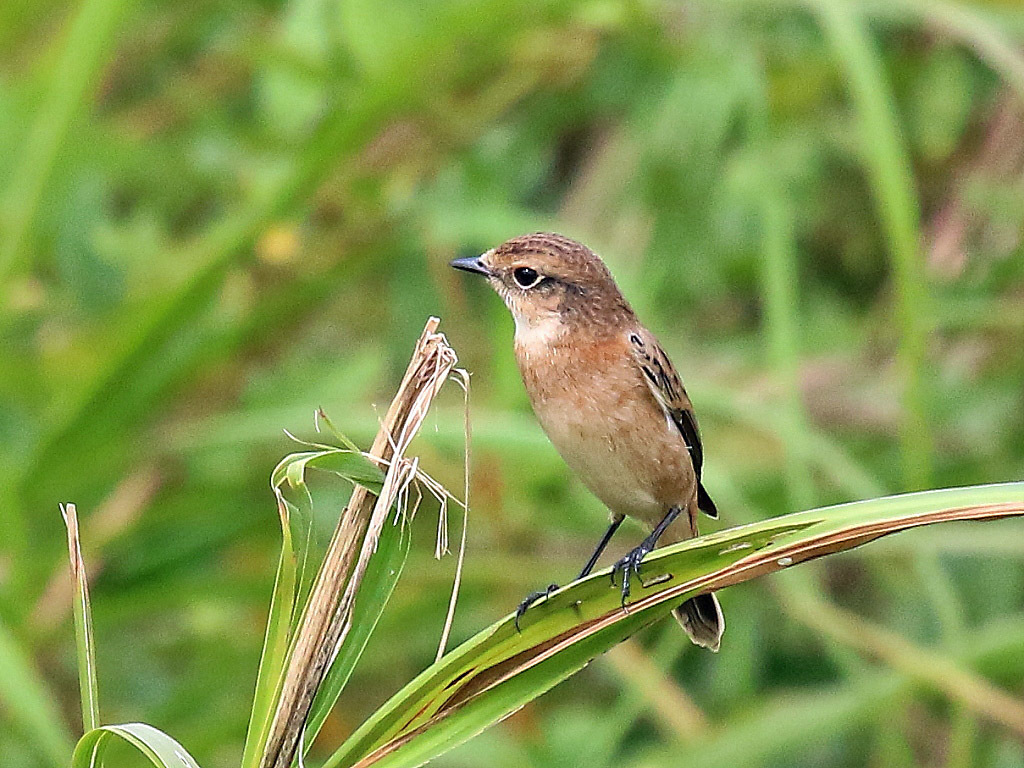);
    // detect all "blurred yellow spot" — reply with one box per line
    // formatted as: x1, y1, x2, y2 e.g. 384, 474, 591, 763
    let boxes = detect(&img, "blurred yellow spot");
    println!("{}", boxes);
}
6, 277, 46, 312
257, 225, 300, 265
